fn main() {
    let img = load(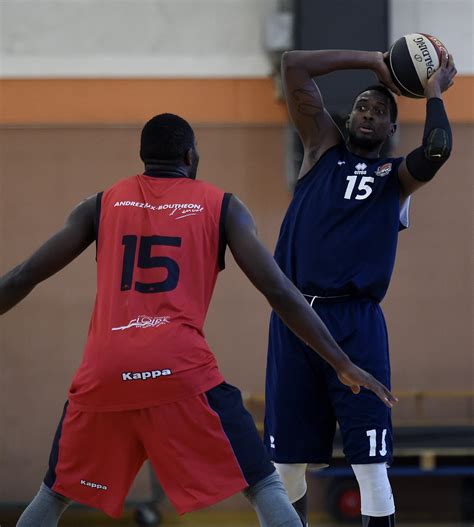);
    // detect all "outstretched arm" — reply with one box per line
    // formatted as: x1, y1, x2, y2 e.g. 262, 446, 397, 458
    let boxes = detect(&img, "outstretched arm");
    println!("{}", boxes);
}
0, 195, 97, 314
398, 53, 456, 198
282, 50, 400, 178
225, 195, 397, 407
